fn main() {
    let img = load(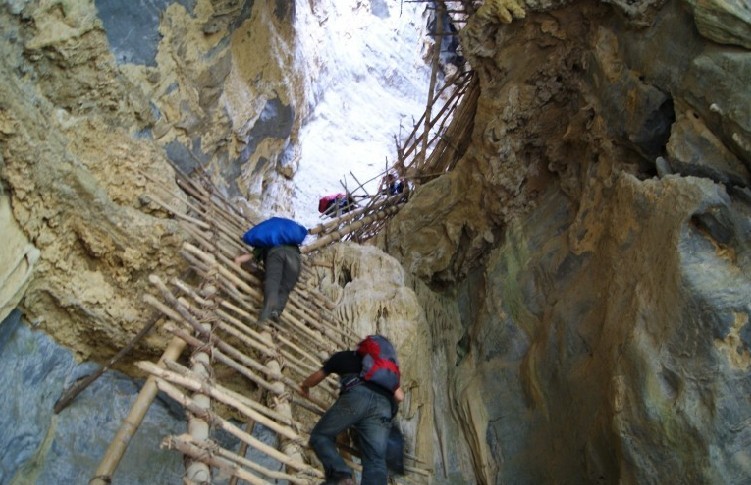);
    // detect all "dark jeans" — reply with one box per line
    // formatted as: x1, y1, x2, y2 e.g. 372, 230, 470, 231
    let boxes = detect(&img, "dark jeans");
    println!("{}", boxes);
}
310, 385, 393, 485
259, 245, 301, 321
